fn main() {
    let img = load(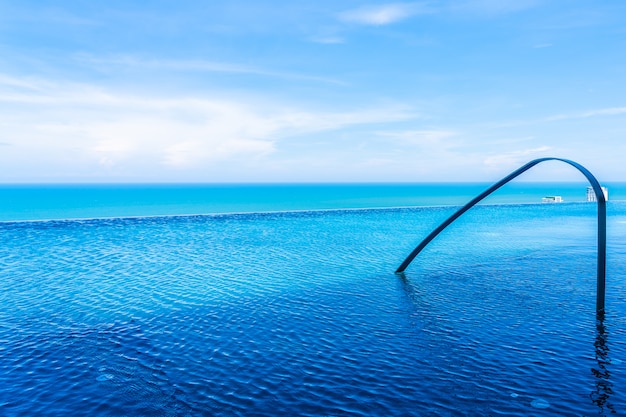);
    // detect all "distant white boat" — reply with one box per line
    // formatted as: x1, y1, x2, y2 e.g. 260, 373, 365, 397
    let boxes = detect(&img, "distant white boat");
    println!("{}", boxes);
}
542, 196, 563, 203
